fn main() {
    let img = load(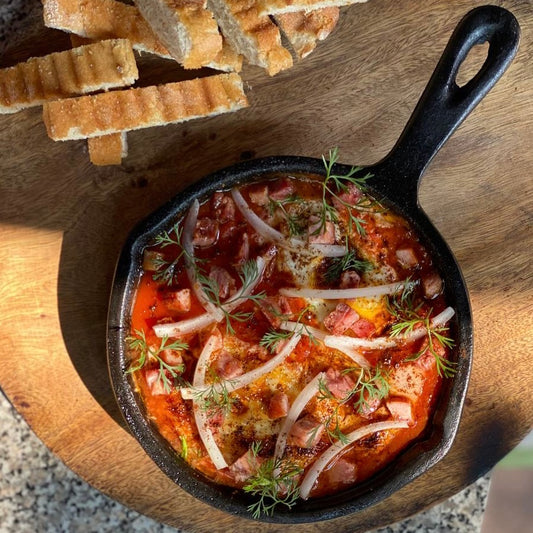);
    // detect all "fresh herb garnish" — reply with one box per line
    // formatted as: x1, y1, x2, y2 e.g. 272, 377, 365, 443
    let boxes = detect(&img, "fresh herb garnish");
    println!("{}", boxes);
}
259, 304, 316, 353
268, 193, 305, 237
179, 435, 188, 460
324, 247, 373, 283
191, 369, 237, 416
386, 284, 456, 377
318, 365, 390, 443
126, 328, 187, 392
316, 147, 374, 237
259, 329, 293, 353
151, 223, 200, 285
244, 442, 303, 519
198, 260, 266, 335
